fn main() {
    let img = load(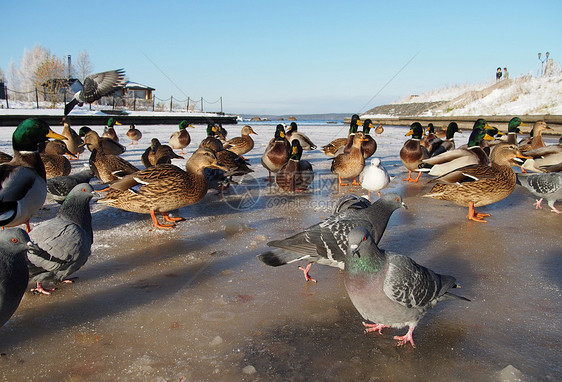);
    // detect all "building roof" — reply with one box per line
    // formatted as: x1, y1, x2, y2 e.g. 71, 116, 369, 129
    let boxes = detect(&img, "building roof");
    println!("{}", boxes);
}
123, 81, 155, 91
